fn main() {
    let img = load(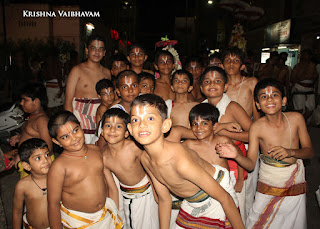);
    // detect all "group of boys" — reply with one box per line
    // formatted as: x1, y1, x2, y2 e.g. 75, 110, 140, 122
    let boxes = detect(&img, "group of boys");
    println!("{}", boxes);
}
7, 34, 313, 229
